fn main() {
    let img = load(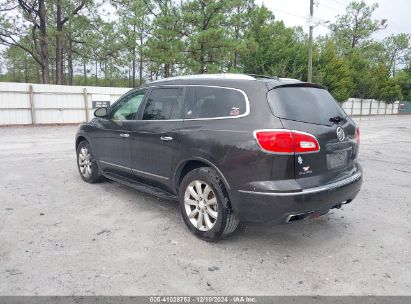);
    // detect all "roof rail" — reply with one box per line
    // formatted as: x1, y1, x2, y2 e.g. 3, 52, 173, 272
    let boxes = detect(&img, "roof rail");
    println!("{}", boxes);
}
247, 74, 279, 80
149, 73, 256, 83
278, 77, 301, 82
